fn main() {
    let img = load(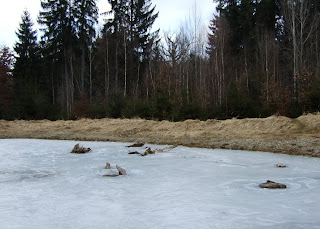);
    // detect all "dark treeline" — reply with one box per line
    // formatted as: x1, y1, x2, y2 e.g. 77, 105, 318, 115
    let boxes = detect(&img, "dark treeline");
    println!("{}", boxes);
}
0, 0, 319, 121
